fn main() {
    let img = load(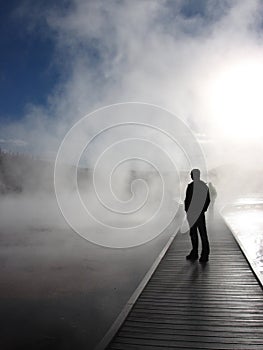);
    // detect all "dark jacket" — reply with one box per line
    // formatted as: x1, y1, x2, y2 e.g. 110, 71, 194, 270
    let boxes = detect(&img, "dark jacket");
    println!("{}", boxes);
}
184, 180, 210, 214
